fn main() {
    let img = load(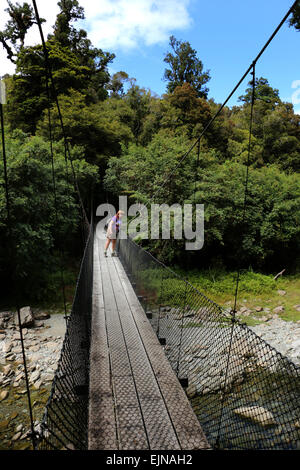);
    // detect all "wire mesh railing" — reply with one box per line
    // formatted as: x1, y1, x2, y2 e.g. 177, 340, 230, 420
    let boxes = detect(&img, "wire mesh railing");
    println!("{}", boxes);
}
37, 220, 94, 450
117, 235, 300, 450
